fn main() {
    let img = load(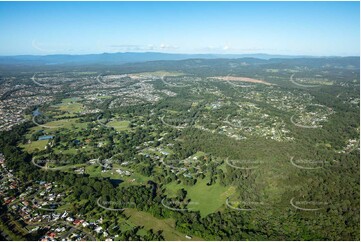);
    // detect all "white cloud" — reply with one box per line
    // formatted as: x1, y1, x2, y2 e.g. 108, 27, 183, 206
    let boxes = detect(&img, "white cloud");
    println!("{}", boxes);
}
109, 43, 178, 52
159, 43, 178, 50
